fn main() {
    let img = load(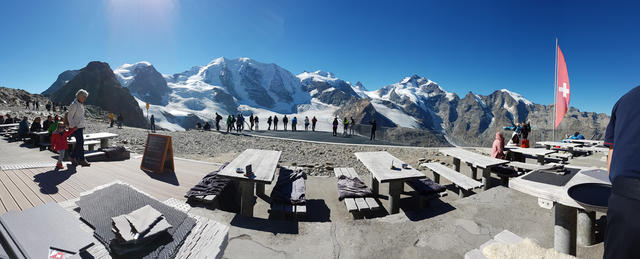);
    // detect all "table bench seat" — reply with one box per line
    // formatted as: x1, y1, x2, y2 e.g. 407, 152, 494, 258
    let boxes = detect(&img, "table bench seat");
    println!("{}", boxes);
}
421, 162, 482, 197
334, 168, 380, 218
405, 178, 448, 208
